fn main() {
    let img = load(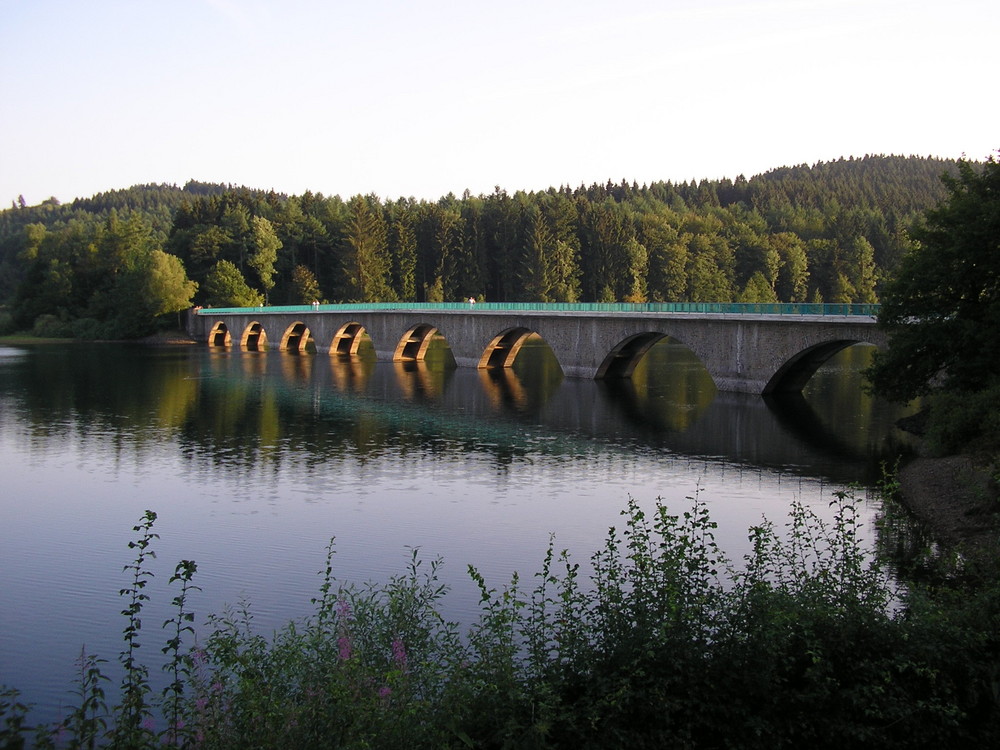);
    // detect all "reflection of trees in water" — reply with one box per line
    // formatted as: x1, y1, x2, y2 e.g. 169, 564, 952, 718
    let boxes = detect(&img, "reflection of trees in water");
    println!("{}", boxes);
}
627, 338, 717, 432
764, 392, 868, 461
4, 342, 916, 486
599, 370, 714, 435
6, 344, 201, 454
